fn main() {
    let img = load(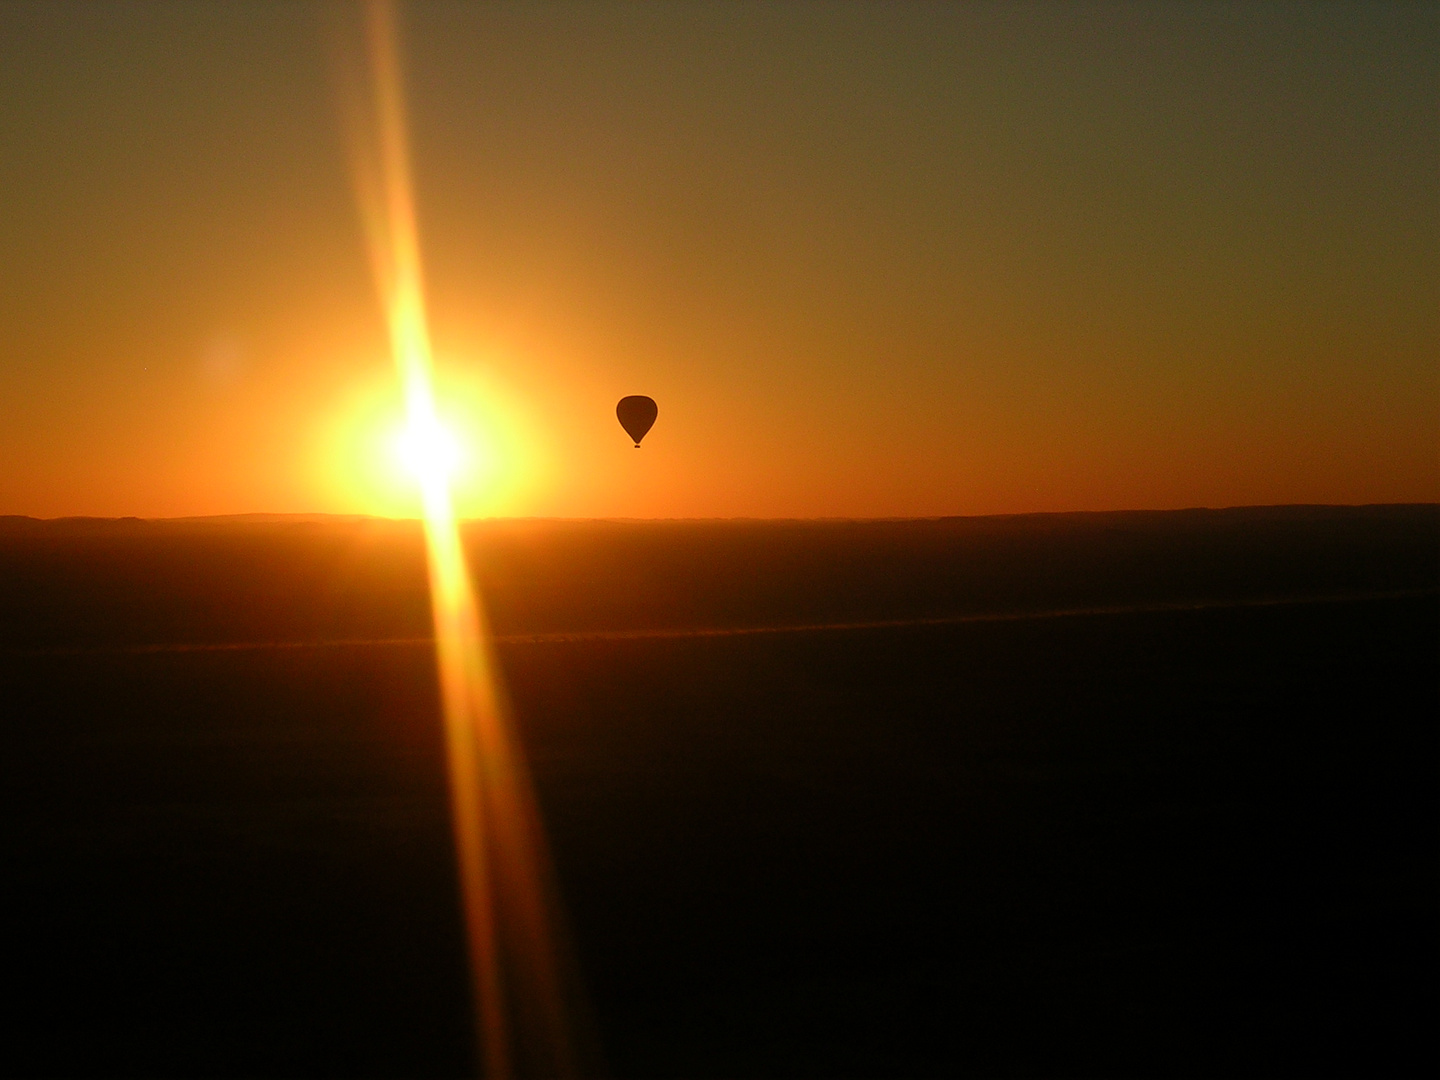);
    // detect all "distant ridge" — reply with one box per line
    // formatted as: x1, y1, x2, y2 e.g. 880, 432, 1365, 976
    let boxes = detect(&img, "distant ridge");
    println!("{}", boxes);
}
0, 503, 1435, 529
0, 503, 1432, 651
0, 513, 402, 530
